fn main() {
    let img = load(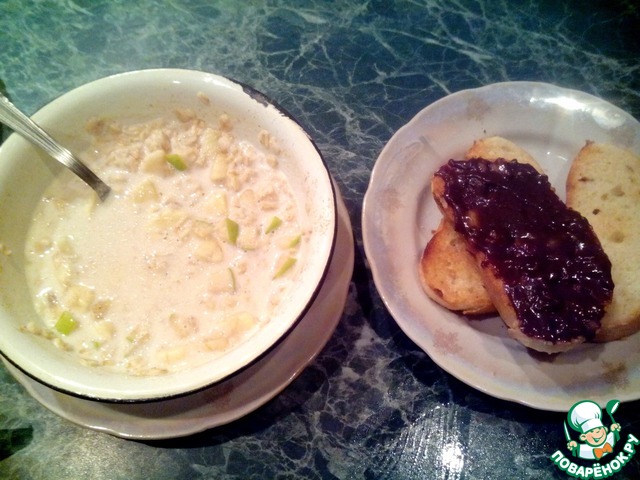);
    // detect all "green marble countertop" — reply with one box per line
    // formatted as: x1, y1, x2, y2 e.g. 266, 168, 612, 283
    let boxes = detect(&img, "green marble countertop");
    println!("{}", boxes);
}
1, 1, 639, 479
